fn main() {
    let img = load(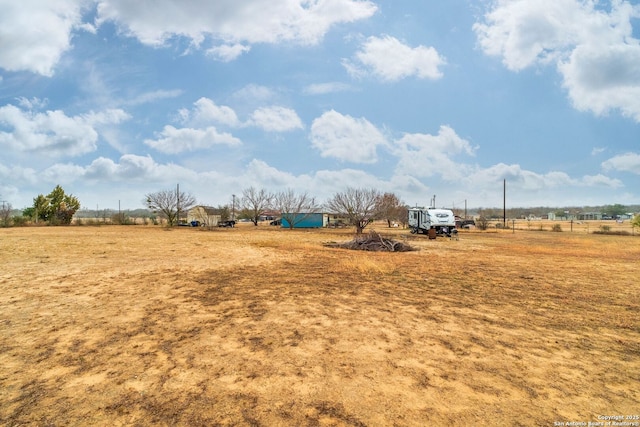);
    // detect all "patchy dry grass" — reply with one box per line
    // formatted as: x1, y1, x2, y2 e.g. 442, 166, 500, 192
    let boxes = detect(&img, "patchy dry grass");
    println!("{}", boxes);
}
0, 224, 638, 426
